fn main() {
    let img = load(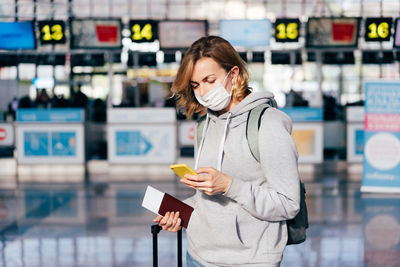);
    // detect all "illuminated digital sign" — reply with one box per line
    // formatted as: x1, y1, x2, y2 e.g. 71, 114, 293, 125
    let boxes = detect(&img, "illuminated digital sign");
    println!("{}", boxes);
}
275, 18, 300, 42
38, 20, 66, 45
306, 17, 360, 48
129, 20, 158, 43
395, 18, 400, 48
159, 20, 207, 49
0, 21, 36, 50
365, 17, 392, 42
220, 19, 271, 48
71, 19, 122, 49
